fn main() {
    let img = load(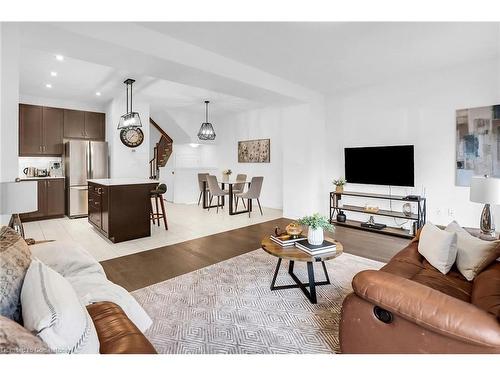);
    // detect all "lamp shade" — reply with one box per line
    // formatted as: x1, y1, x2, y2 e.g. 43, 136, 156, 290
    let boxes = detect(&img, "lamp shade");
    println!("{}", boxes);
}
470, 176, 500, 204
117, 112, 142, 129
0, 181, 38, 214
